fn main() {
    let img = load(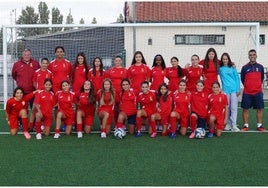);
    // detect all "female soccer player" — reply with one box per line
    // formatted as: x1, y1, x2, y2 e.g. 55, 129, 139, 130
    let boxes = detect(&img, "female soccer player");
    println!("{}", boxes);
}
219, 53, 240, 132
54, 80, 77, 138
135, 81, 157, 138
34, 78, 56, 139
97, 79, 116, 138
185, 54, 203, 93
127, 51, 151, 96
150, 54, 167, 91
72, 52, 89, 97
48, 46, 72, 93
76, 80, 96, 138
115, 78, 137, 135
5, 87, 39, 139
199, 48, 220, 94
88, 57, 106, 95
207, 81, 229, 138
150, 83, 173, 136
32, 57, 52, 90
169, 79, 191, 138
189, 80, 208, 139
166, 56, 187, 92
